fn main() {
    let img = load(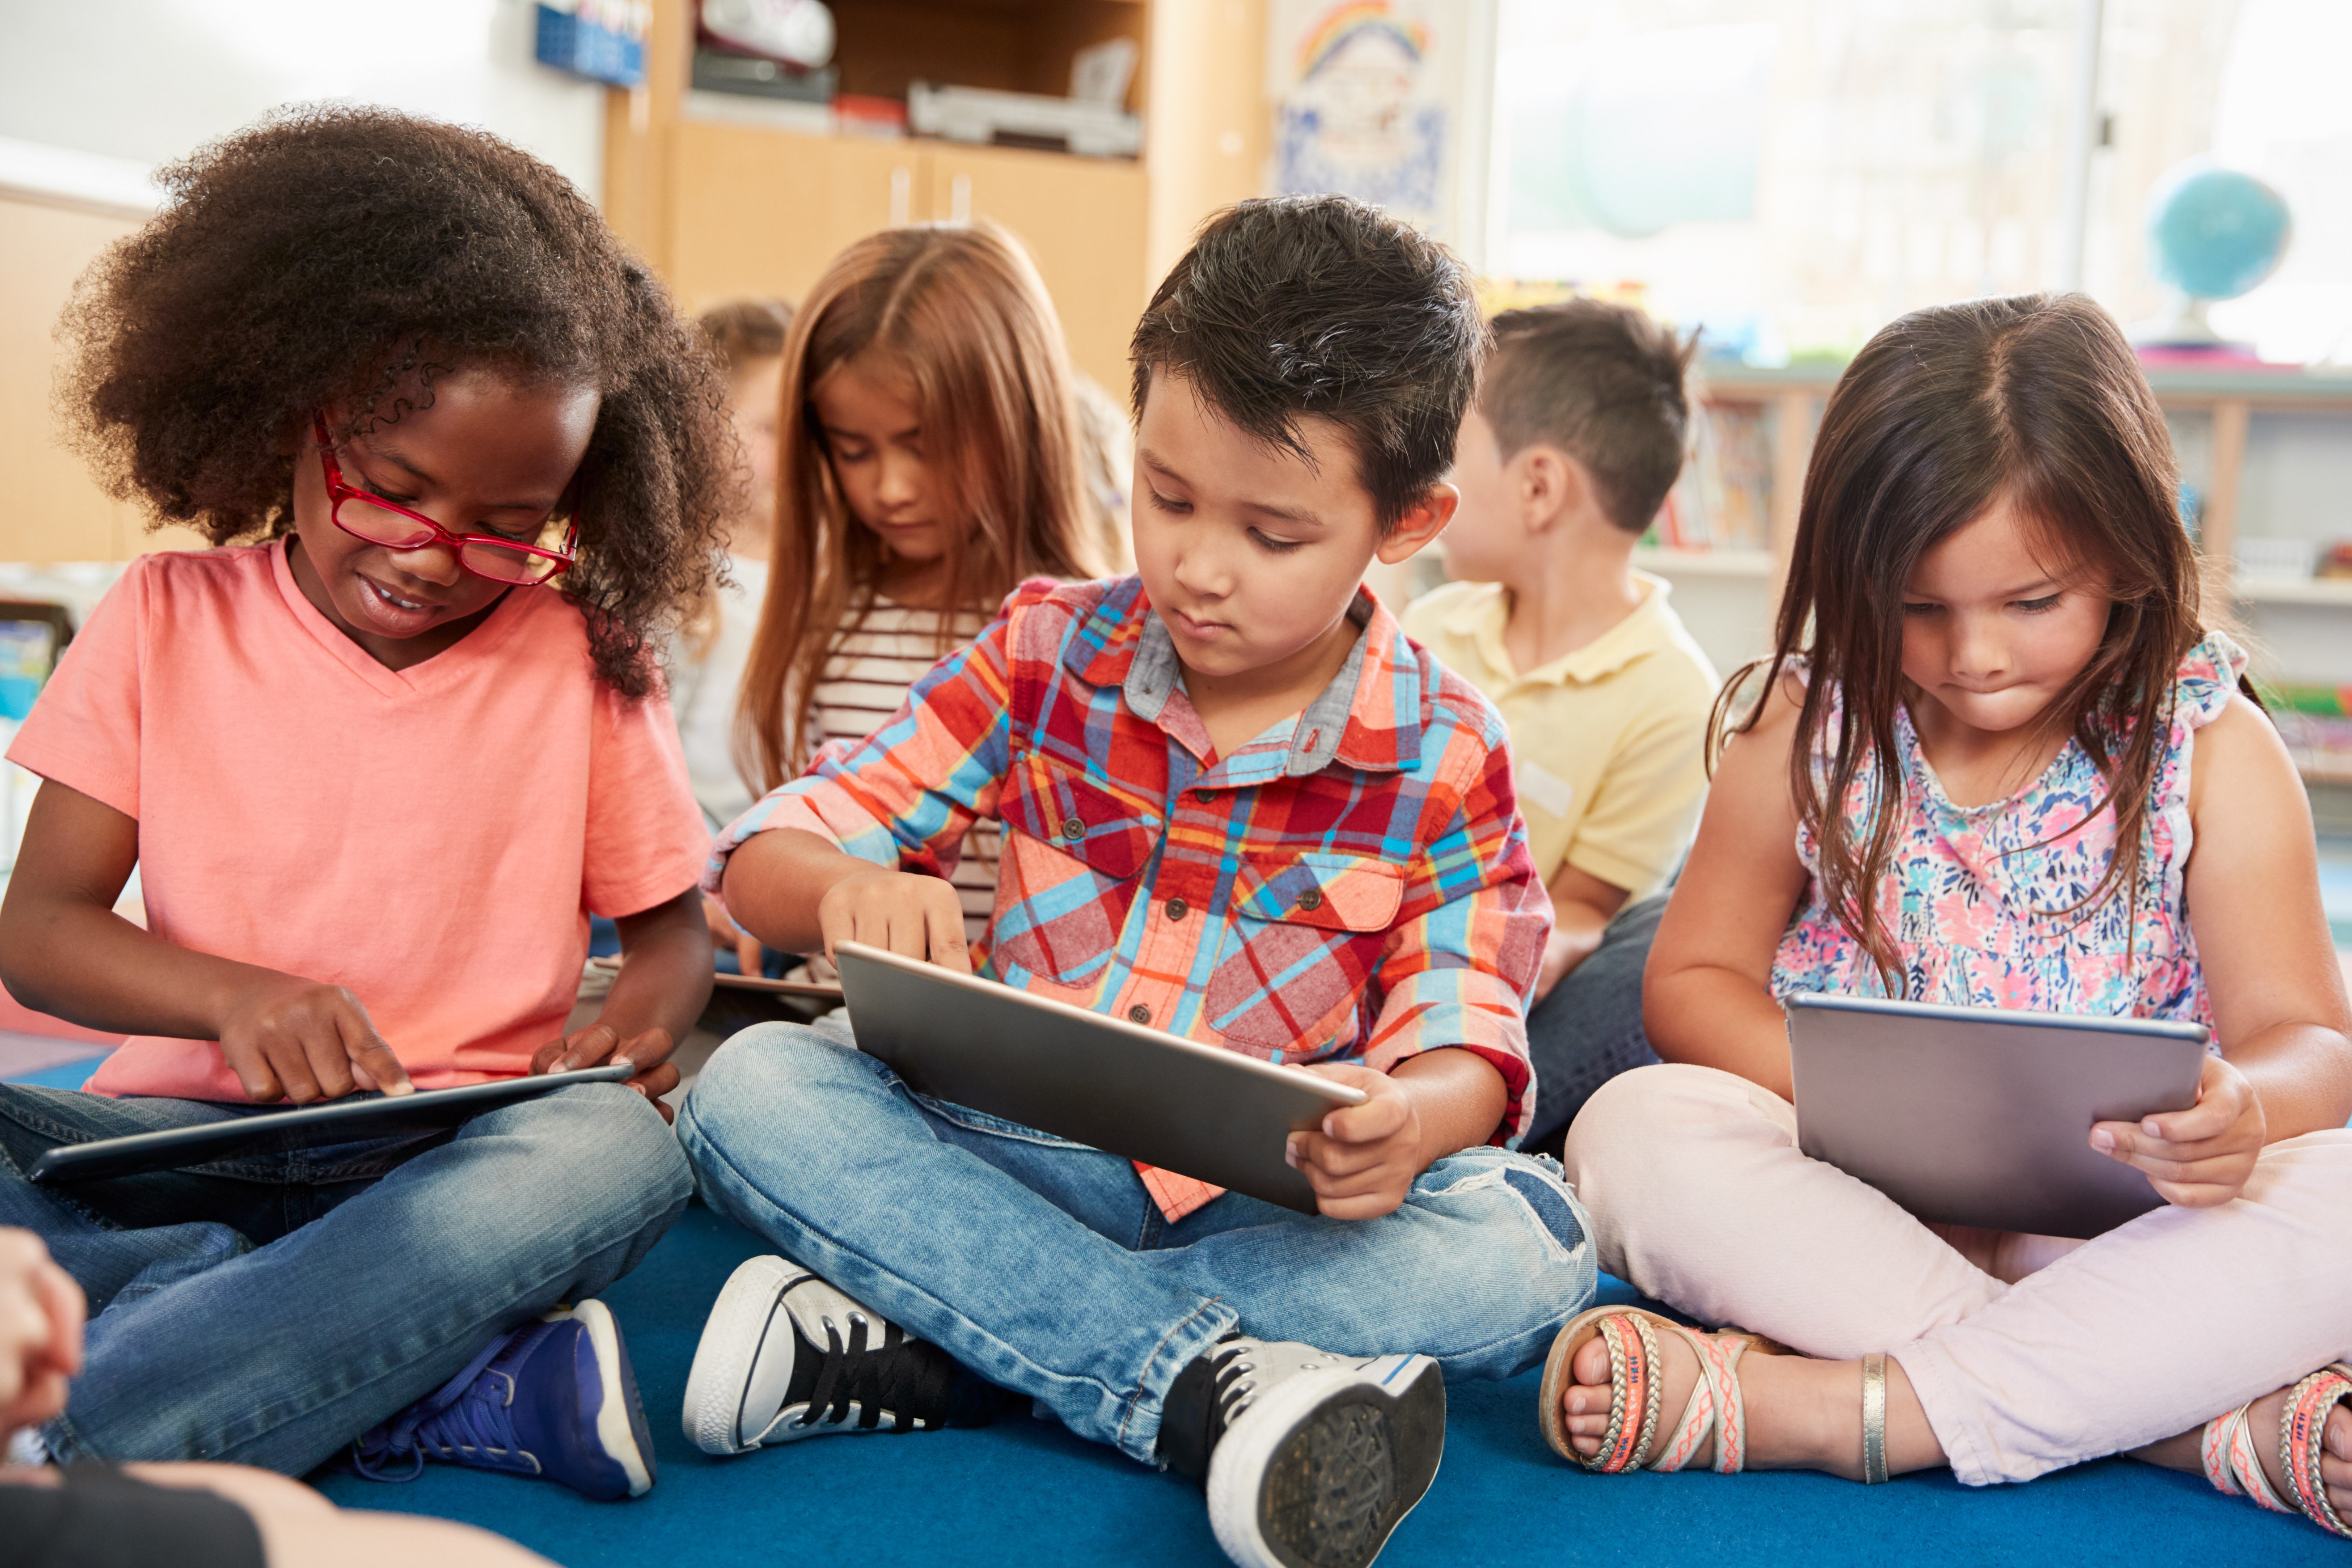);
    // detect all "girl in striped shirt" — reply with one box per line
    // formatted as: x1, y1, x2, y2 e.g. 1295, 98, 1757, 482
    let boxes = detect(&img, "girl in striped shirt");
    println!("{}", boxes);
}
735, 223, 1106, 945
